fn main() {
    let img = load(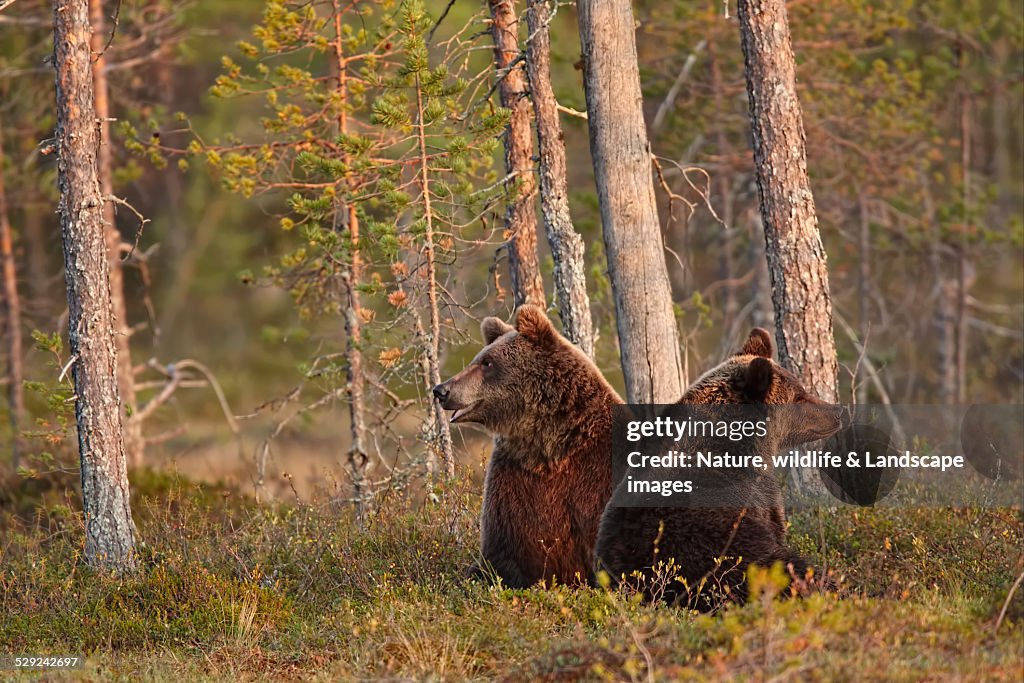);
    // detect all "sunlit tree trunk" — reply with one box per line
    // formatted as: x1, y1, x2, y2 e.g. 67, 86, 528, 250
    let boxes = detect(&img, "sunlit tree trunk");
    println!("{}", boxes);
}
577, 0, 684, 404
53, 0, 137, 571
90, 0, 142, 468
525, 0, 593, 357
0, 121, 24, 469
489, 0, 545, 309
737, 0, 839, 406
333, 2, 369, 517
